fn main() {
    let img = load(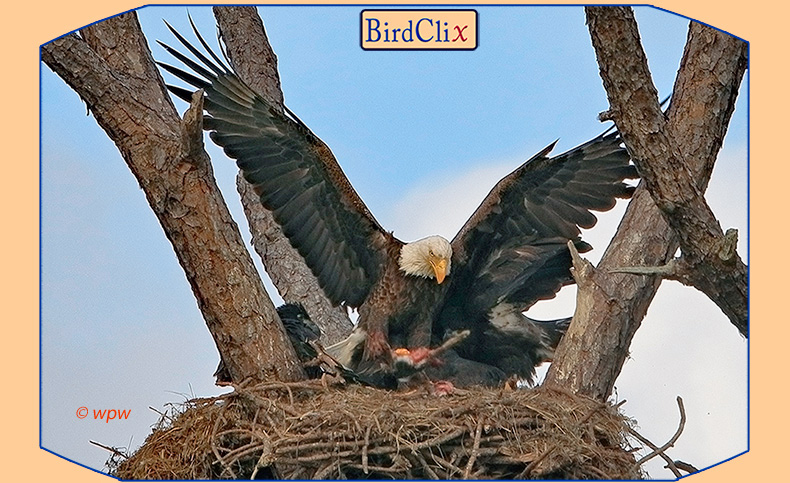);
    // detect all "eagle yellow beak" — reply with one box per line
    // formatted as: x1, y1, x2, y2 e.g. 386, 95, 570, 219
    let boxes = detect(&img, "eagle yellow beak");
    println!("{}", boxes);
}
430, 258, 448, 284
